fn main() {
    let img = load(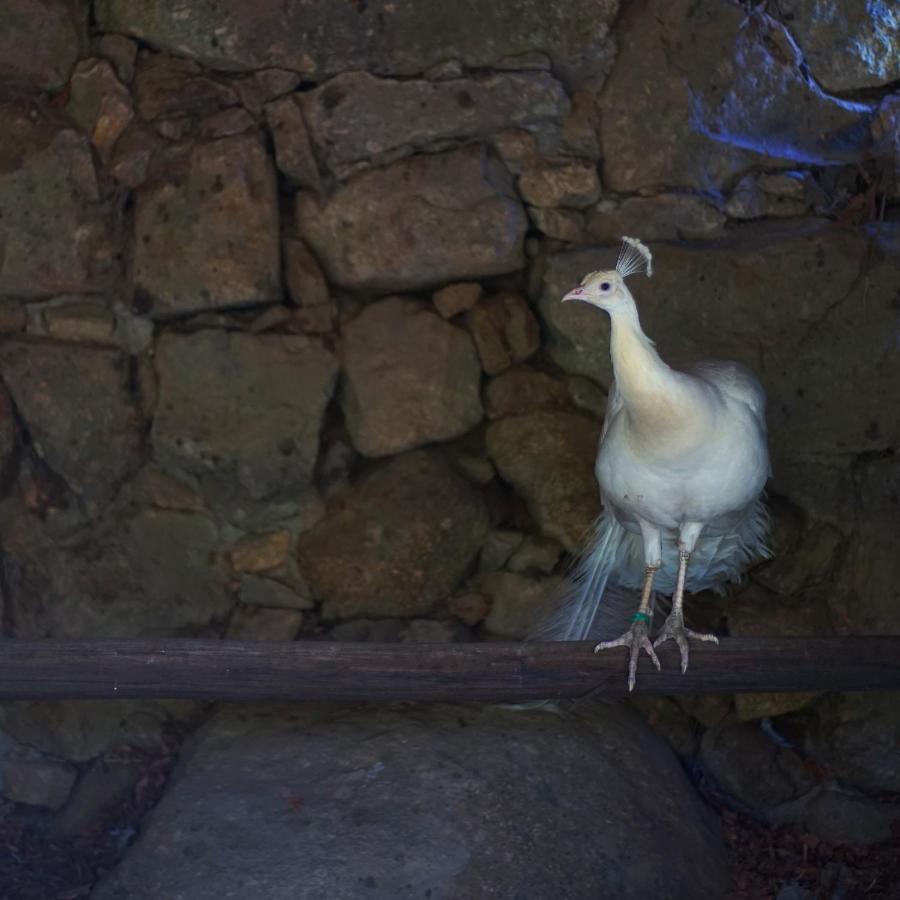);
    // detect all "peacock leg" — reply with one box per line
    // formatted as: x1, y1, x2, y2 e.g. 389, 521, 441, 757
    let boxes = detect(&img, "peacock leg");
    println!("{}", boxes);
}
594, 562, 661, 692
653, 540, 719, 673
